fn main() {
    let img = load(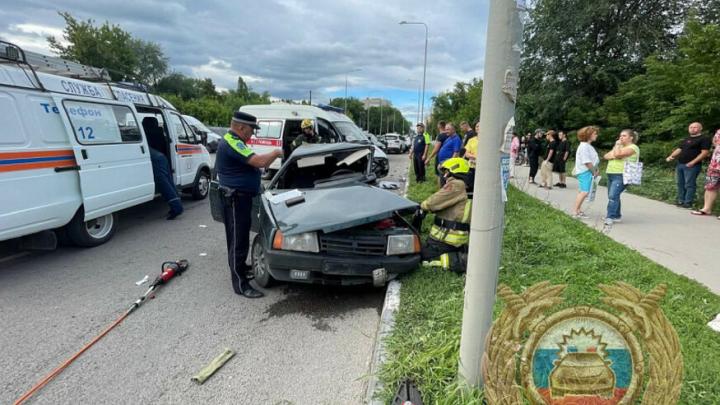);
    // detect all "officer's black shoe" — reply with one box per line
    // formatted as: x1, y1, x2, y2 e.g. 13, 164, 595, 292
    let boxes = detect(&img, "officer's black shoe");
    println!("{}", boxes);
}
239, 281, 264, 298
